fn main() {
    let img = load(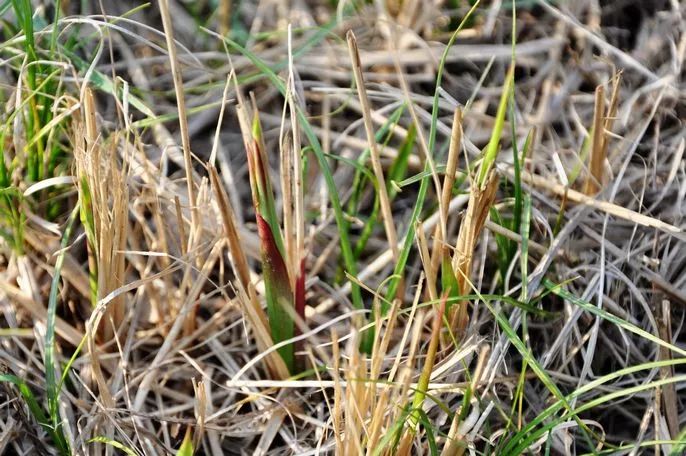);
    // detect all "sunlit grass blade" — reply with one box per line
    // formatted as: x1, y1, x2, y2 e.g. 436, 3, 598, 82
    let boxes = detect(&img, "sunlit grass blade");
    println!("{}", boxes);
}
88, 437, 138, 456
544, 279, 686, 356
477, 65, 514, 188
